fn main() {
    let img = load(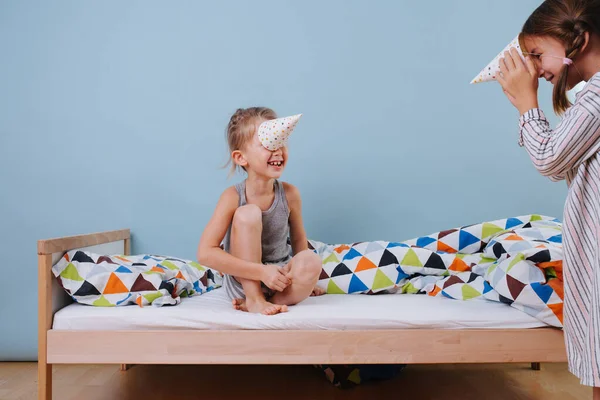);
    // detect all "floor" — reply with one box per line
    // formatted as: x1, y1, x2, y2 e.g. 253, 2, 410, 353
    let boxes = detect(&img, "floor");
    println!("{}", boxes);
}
0, 362, 592, 400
